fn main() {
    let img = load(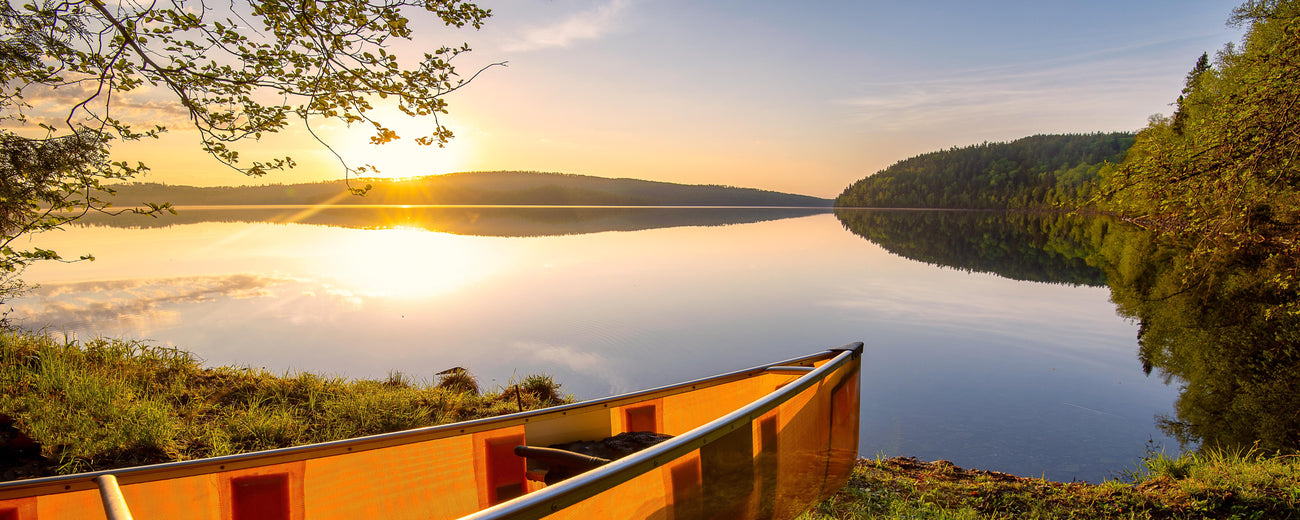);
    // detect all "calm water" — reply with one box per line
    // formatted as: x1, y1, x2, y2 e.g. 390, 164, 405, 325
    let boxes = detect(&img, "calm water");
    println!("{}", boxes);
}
9, 206, 1179, 482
